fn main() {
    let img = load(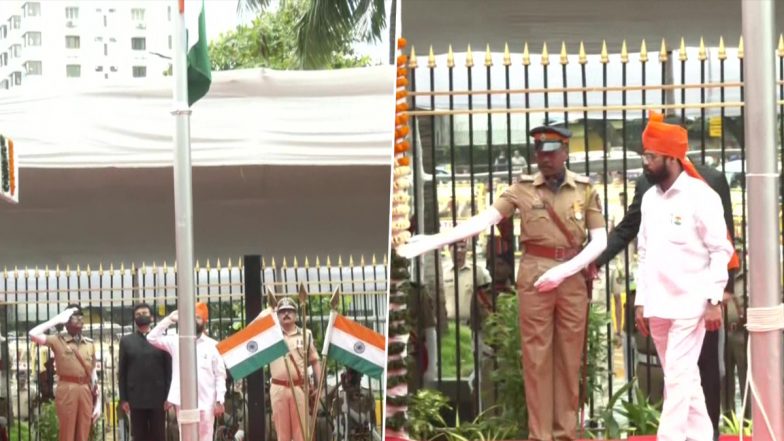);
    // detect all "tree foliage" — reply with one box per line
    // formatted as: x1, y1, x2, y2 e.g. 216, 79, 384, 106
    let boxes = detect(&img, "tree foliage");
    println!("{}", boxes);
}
211, 0, 372, 71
